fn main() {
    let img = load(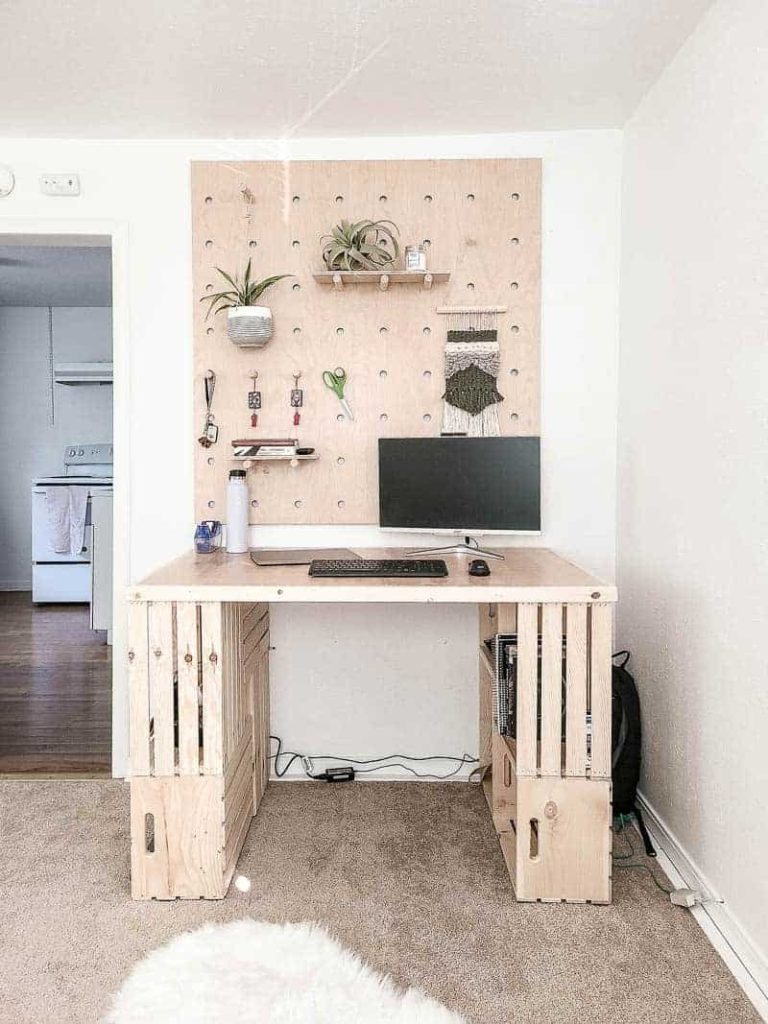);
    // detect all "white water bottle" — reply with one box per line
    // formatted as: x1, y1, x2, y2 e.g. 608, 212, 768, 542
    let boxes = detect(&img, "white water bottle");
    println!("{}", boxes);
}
225, 470, 249, 553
